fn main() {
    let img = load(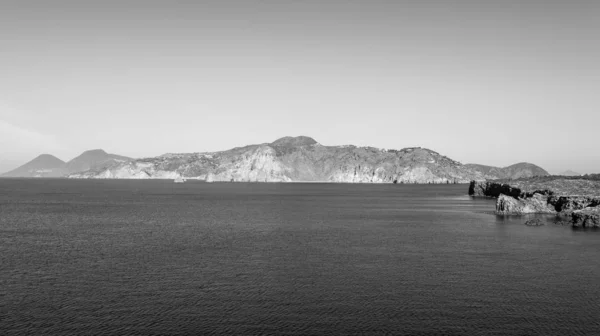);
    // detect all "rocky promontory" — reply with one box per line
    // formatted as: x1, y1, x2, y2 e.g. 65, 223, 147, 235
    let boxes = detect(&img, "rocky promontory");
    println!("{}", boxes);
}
469, 178, 600, 228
